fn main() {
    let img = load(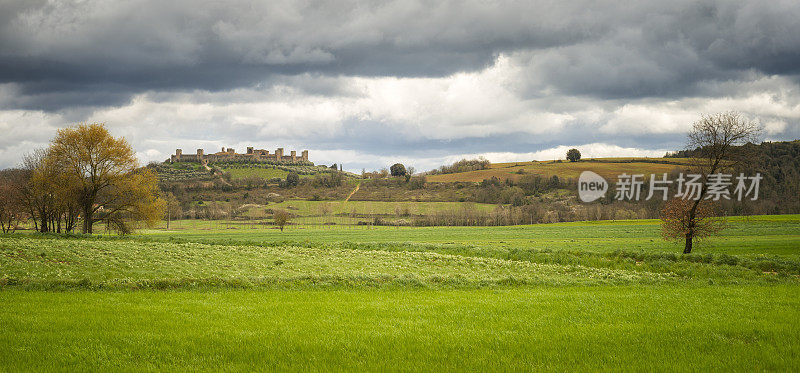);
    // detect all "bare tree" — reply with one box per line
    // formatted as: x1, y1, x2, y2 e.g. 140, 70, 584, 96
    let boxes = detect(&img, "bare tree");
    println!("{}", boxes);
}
687, 112, 761, 175
670, 112, 761, 253
20, 149, 56, 233
0, 169, 27, 233
163, 192, 182, 230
